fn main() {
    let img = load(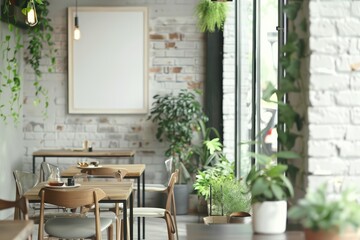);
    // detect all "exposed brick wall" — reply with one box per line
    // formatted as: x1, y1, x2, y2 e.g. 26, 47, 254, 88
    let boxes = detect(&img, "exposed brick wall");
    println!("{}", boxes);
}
307, 0, 360, 192
21, 0, 205, 195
